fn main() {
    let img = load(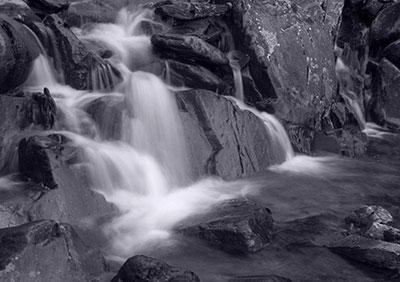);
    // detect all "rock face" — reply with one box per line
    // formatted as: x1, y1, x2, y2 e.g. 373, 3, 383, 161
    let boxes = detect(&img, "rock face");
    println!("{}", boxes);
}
177, 198, 275, 254
43, 14, 120, 90
176, 89, 285, 180
0, 220, 109, 282
329, 235, 400, 270
222, 0, 343, 126
370, 3, 400, 47
111, 255, 200, 282
0, 16, 39, 93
